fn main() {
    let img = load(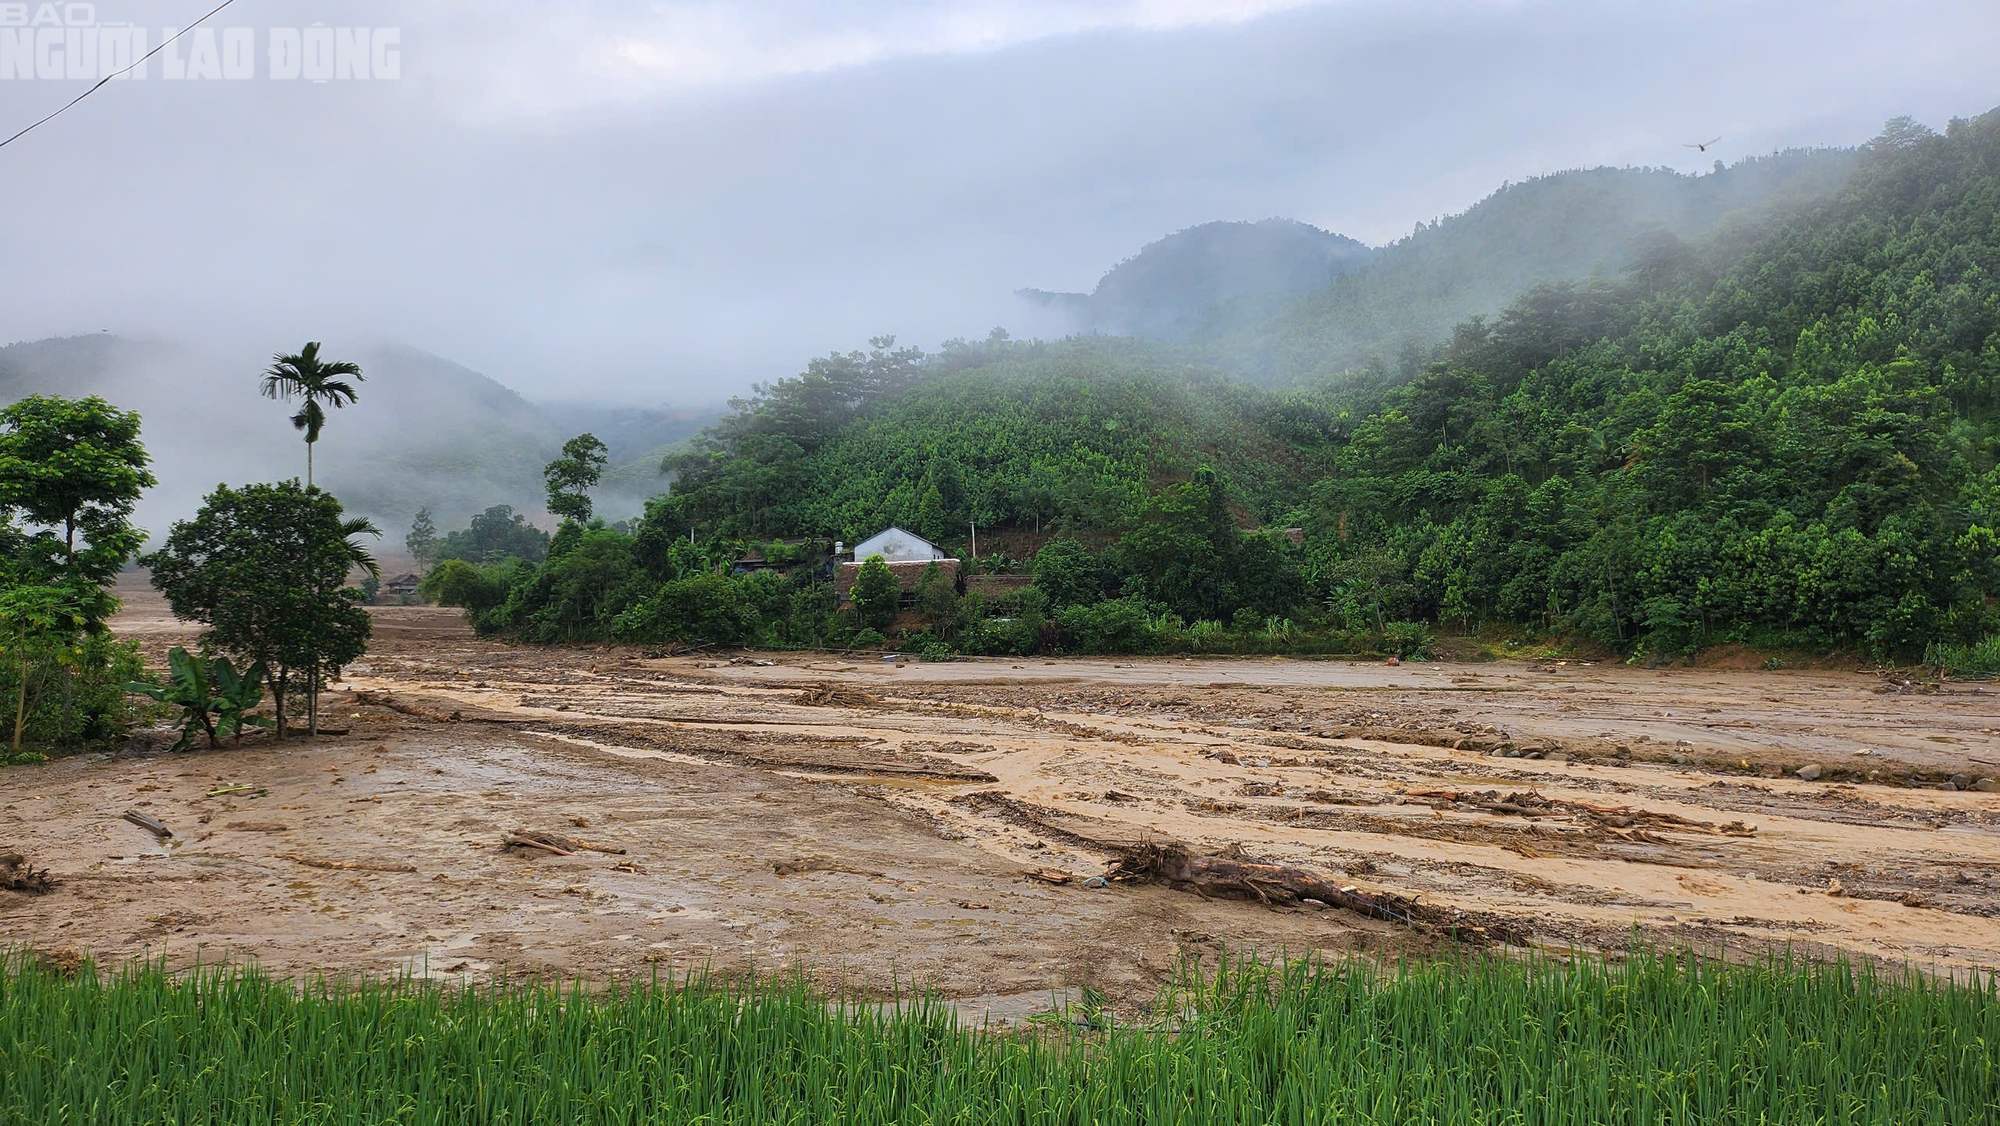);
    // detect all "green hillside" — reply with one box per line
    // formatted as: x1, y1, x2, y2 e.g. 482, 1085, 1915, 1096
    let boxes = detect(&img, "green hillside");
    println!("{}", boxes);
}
1197, 150, 1859, 384
591, 111, 1997, 661
668, 333, 1333, 544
